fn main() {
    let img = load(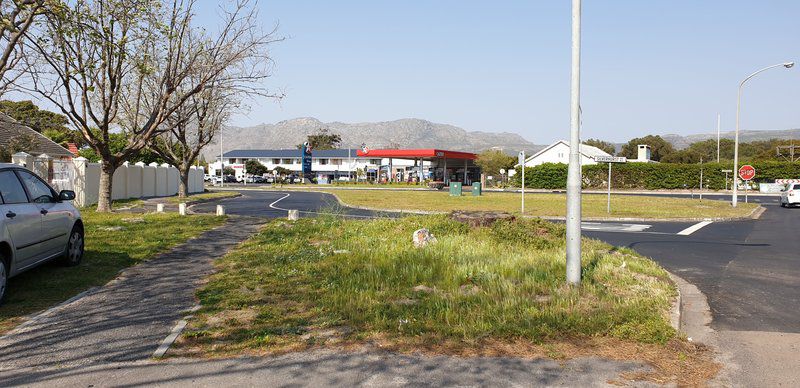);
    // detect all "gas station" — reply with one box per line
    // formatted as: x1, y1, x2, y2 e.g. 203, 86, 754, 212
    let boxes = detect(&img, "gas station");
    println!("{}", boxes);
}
356, 148, 480, 185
